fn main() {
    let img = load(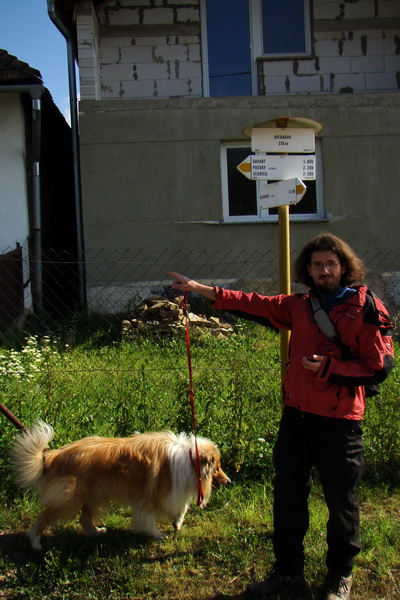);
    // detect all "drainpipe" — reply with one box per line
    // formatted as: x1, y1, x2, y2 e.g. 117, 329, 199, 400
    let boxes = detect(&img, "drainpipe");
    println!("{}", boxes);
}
31, 89, 43, 312
47, 1, 87, 308
0, 84, 44, 313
